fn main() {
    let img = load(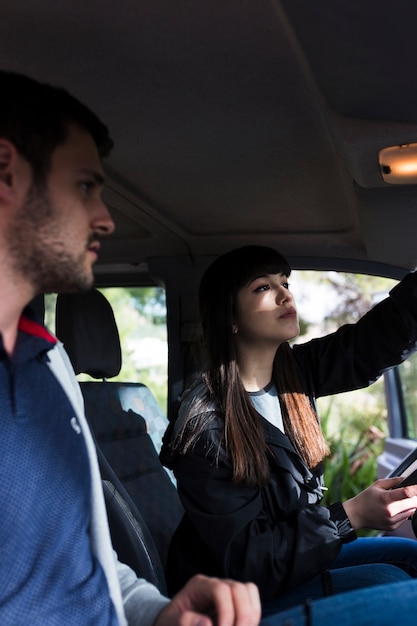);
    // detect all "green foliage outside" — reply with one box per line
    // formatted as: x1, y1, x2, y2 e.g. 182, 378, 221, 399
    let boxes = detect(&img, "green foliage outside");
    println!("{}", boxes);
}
124, 287, 167, 326
318, 387, 387, 537
100, 287, 168, 413
294, 271, 398, 535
